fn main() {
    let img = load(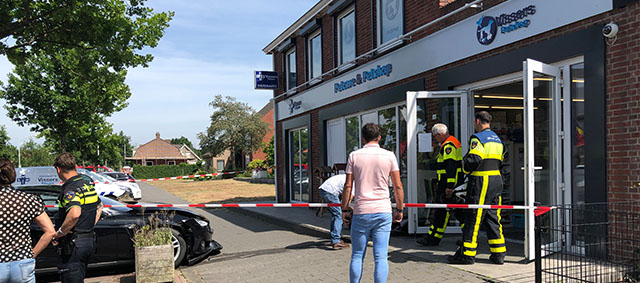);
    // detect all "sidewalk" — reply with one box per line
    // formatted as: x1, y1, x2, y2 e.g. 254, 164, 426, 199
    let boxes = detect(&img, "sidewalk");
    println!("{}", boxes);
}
232, 205, 535, 283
